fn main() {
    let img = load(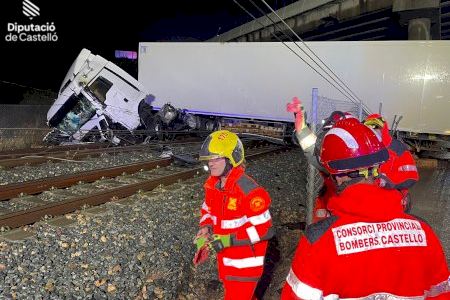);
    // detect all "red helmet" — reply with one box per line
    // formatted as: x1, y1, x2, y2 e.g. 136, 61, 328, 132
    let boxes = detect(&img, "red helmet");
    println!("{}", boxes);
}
323, 111, 358, 130
363, 113, 392, 146
319, 118, 389, 174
